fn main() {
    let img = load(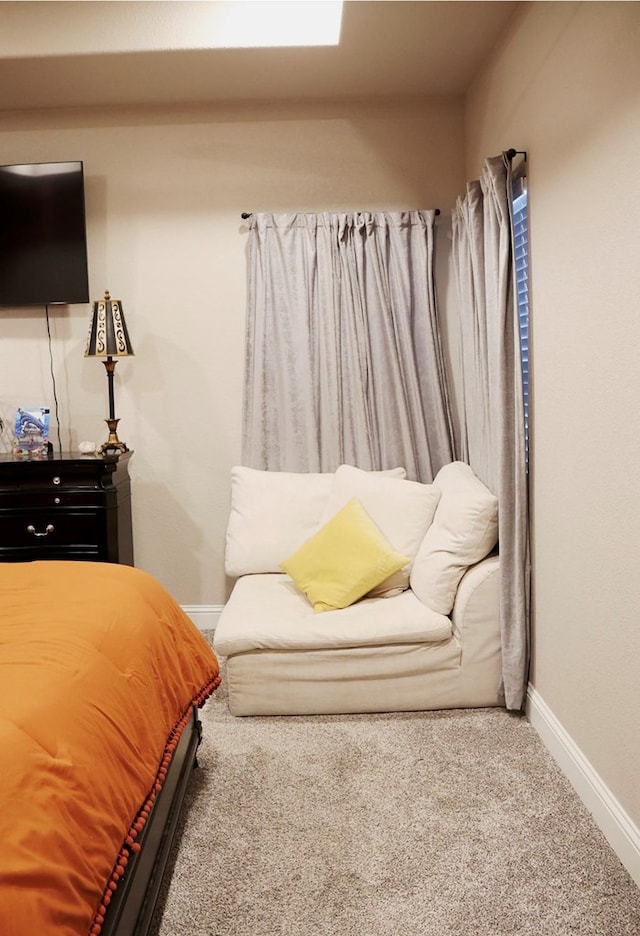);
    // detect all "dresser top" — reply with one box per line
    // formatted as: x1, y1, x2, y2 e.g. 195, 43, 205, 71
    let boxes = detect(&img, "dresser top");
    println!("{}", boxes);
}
0, 451, 132, 467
